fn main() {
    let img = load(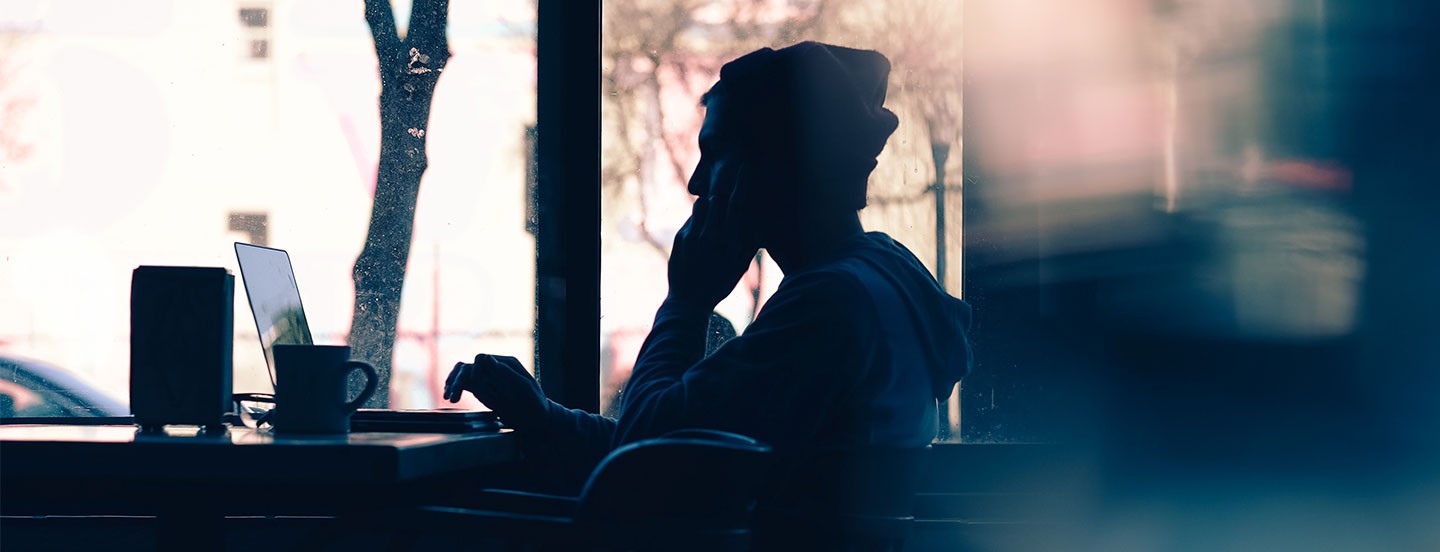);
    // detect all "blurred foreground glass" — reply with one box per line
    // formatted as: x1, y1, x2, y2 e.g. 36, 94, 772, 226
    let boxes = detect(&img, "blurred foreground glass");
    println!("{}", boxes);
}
958, 0, 1360, 443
